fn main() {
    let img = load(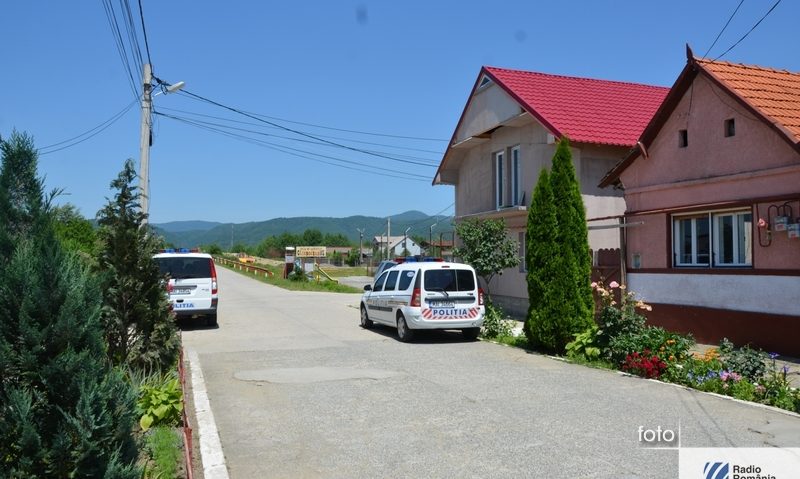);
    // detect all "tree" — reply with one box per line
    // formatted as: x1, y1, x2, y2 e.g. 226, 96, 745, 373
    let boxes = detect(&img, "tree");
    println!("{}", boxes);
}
302, 228, 323, 246
204, 243, 223, 255
52, 203, 98, 258
96, 159, 179, 371
0, 132, 140, 477
549, 137, 593, 329
453, 218, 519, 294
525, 168, 573, 352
